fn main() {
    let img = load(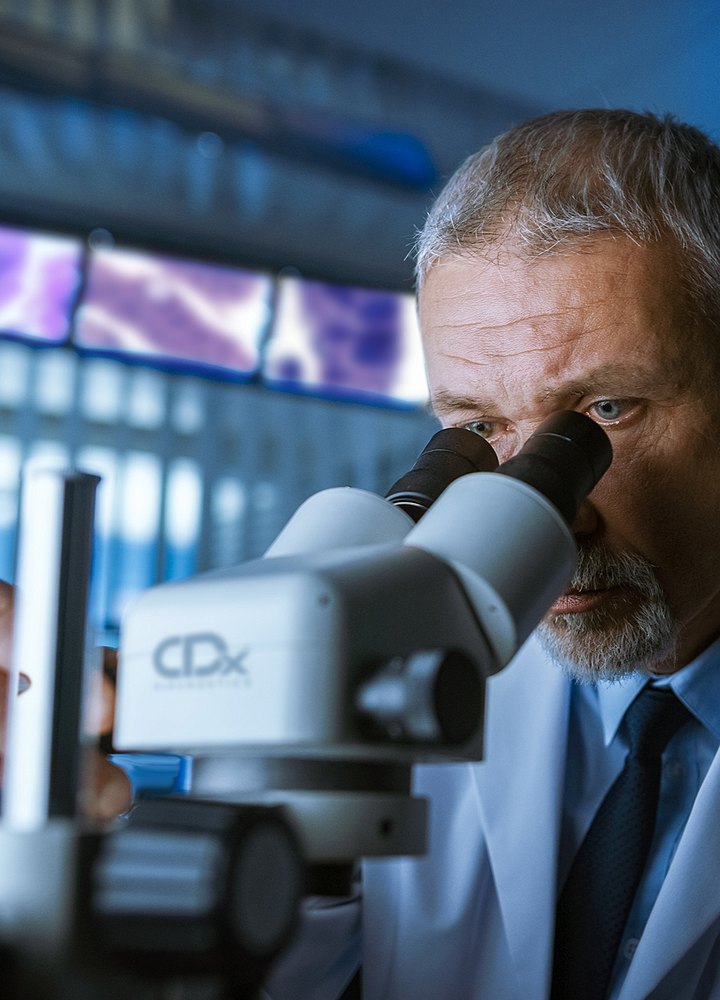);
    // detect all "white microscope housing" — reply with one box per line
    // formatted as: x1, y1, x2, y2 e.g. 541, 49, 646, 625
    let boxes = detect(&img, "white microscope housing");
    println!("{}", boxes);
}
114, 411, 611, 865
